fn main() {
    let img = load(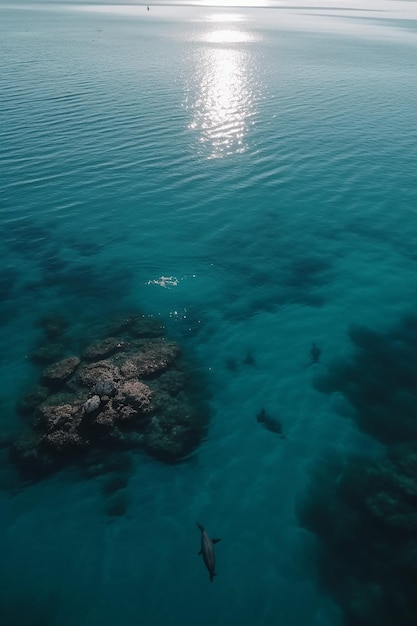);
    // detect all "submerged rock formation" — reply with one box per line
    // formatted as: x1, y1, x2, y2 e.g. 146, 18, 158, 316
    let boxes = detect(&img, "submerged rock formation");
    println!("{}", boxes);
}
300, 314, 417, 626
300, 446, 417, 626
13, 314, 209, 475
43, 356, 81, 384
